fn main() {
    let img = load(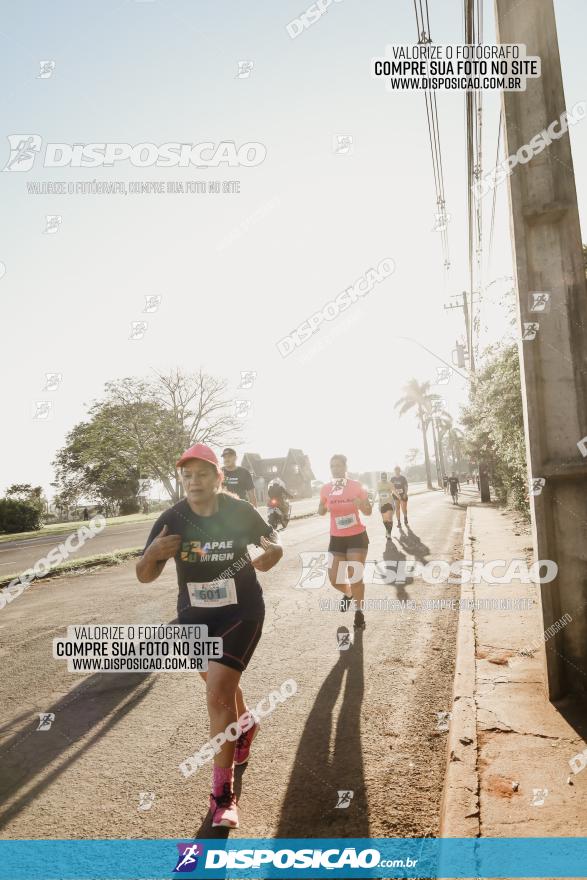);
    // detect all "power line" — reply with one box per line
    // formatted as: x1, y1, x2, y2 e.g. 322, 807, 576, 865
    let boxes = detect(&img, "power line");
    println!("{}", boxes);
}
464, 0, 483, 371
413, 0, 451, 277
488, 108, 503, 271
